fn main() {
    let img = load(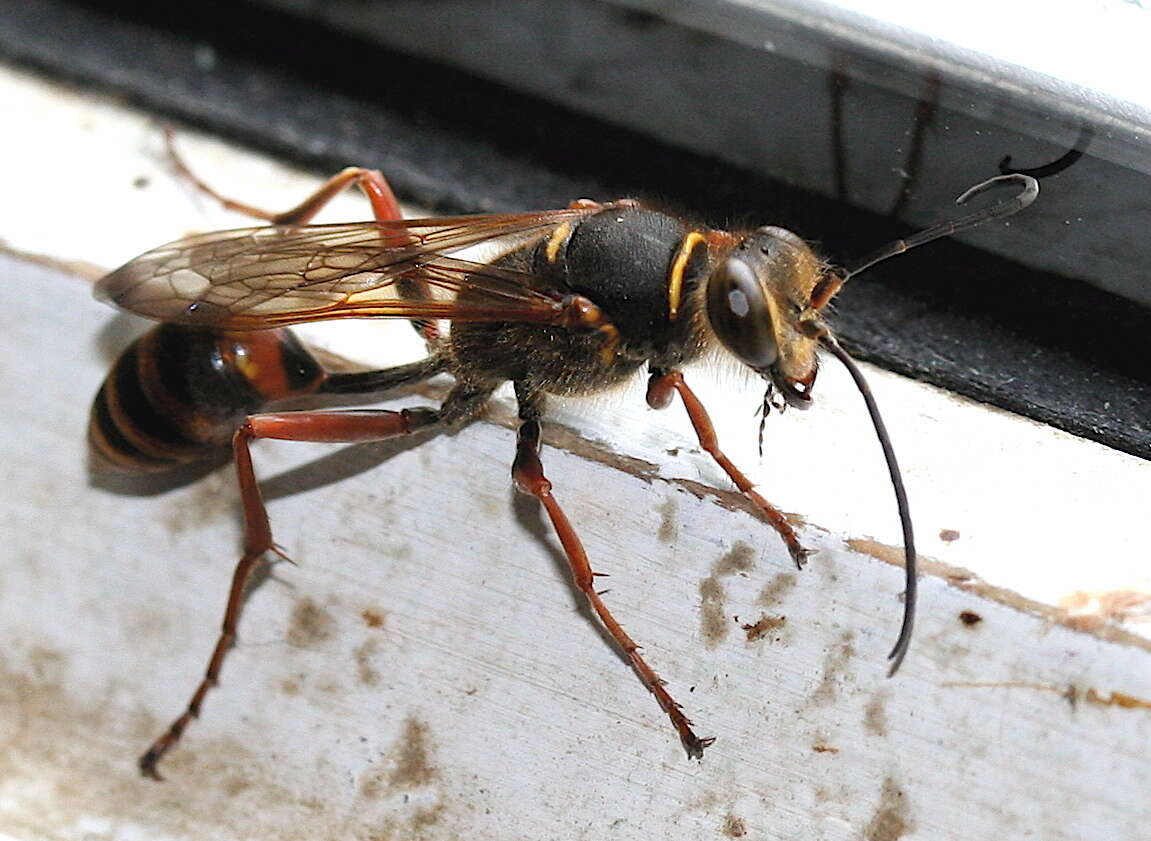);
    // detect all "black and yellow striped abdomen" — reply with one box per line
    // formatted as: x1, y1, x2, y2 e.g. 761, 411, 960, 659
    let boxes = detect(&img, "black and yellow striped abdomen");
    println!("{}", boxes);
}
90, 324, 326, 471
